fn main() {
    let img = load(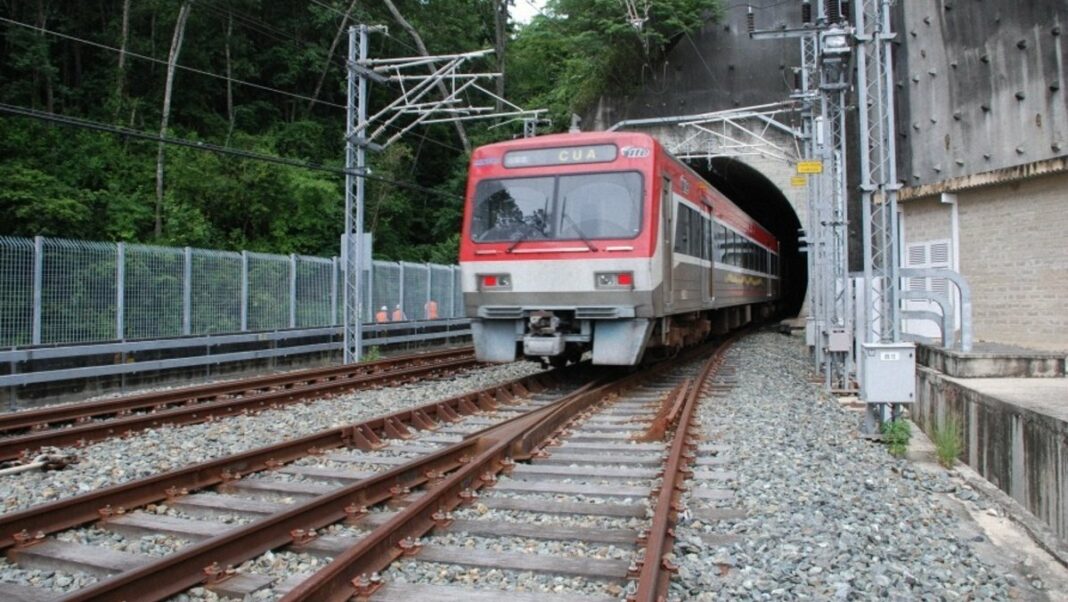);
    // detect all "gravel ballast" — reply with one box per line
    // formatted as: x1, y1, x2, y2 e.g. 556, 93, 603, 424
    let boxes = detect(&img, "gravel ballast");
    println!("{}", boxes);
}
671, 331, 1037, 600
0, 361, 541, 514
5, 333, 1048, 600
